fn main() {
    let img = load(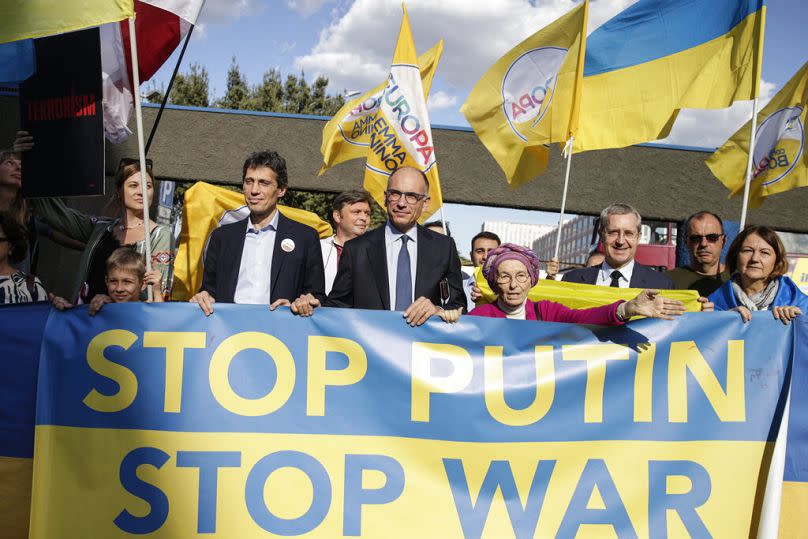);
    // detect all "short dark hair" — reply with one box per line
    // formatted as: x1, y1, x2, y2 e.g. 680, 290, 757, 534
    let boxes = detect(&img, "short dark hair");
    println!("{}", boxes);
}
0, 211, 28, 264
726, 225, 788, 278
424, 220, 451, 236
106, 247, 146, 281
388, 166, 429, 193
0, 148, 19, 164
242, 150, 288, 188
684, 210, 724, 235
332, 190, 372, 214
471, 231, 501, 249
